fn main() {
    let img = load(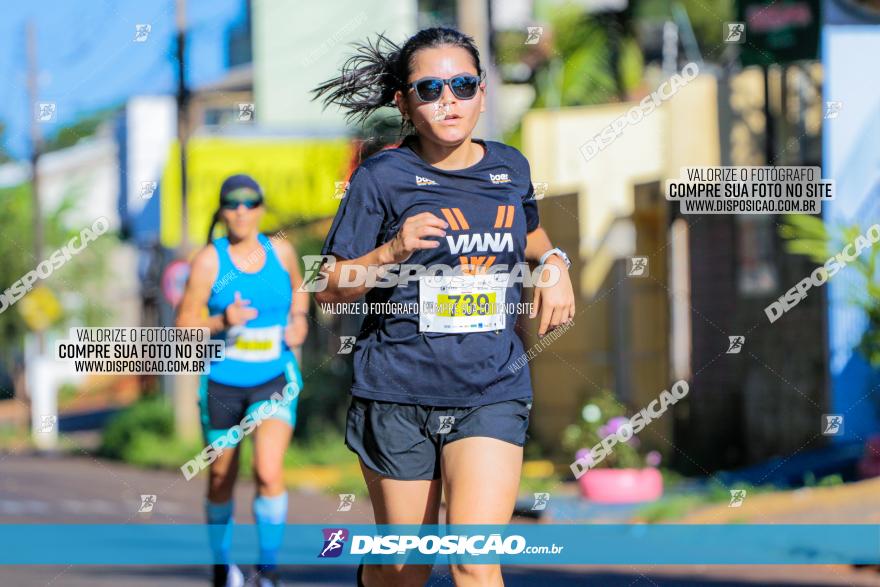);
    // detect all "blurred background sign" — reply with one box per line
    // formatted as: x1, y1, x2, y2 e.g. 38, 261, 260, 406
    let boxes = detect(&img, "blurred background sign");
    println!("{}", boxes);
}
159, 137, 353, 248
160, 260, 190, 308
737, 0, 820, 65
826, 0, 880, 23
18, 286, 62, 332
574, 0, 628, 12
